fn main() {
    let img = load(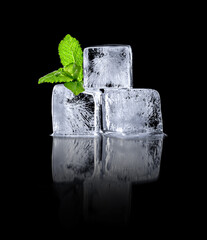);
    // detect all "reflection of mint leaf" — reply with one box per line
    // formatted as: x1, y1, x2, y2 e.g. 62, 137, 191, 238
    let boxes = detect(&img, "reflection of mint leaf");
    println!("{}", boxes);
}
38, 68, 73, 84
58, 34, 83, 67
64, 81, 84, 96
38, 34, 84, 95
